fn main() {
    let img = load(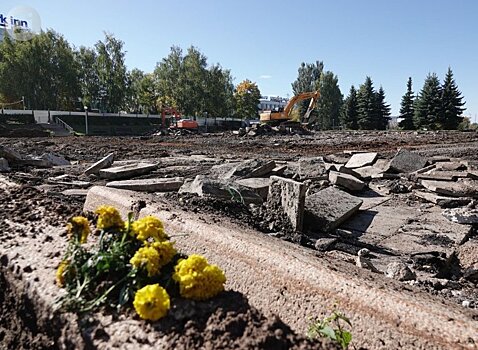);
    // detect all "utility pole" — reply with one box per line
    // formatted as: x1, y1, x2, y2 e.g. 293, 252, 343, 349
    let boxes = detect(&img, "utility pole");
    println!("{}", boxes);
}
84, 106, 89, 135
